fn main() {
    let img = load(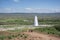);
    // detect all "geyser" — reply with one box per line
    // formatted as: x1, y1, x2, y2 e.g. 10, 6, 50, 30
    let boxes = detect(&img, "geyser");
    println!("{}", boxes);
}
34, 16, 38, 26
